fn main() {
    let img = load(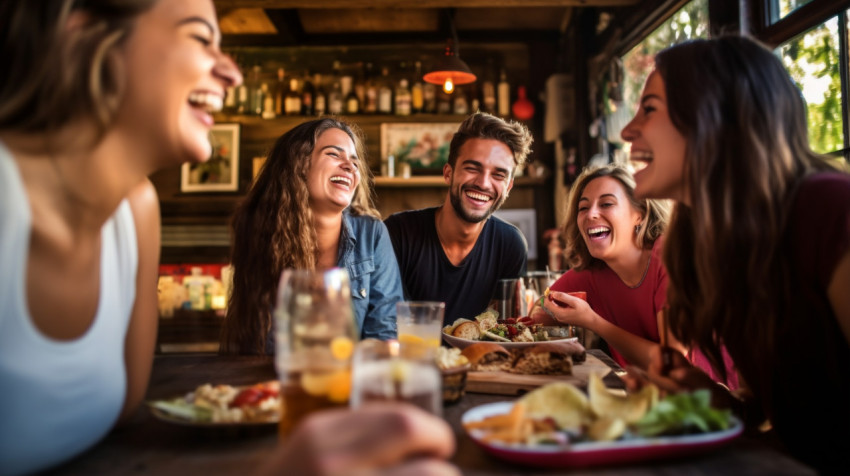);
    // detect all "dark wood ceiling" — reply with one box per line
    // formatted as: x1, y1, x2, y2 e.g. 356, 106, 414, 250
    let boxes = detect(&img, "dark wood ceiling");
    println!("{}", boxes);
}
213, 0, 642, 46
